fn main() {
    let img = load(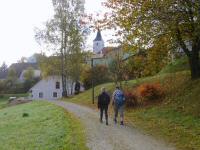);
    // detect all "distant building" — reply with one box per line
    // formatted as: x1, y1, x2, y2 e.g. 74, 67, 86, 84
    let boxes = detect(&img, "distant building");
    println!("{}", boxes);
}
86, 30, 133, 66
93, 29, 105, 54
169, 41, 192, 62
9, 63, 39, 77
0, 62, 40, 81
29, 76, 84, 100
27, 55, 37, 63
